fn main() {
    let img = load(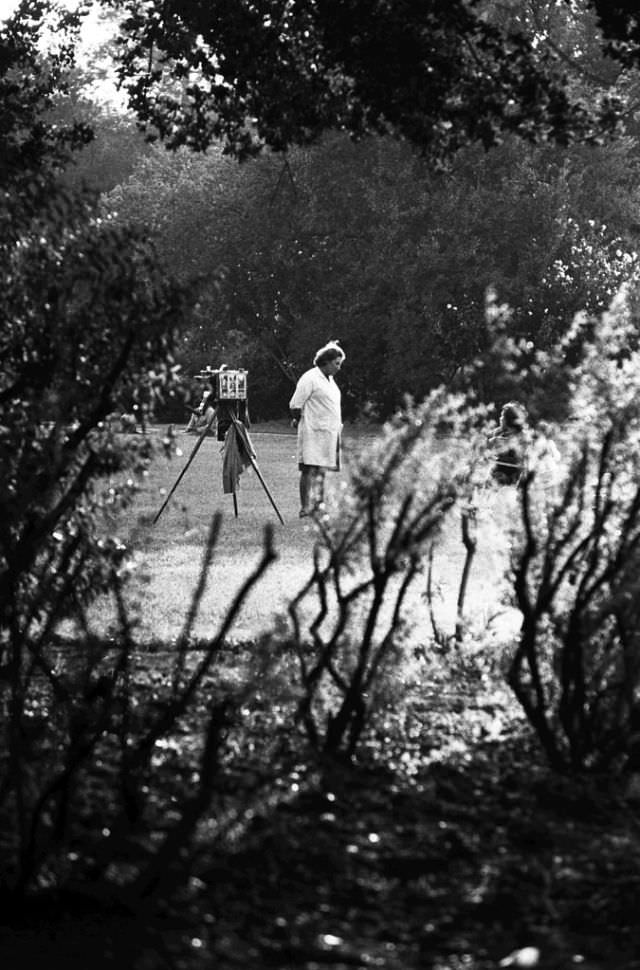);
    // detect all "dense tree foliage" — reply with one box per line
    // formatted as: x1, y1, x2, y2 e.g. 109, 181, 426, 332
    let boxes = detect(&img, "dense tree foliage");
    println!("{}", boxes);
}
97, 0, 629, 163
105, 129, 640, 418
54, 93, 152, 195
79, 0, 640, 418
49, 11, 152, 195
96, 0, 628, 163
